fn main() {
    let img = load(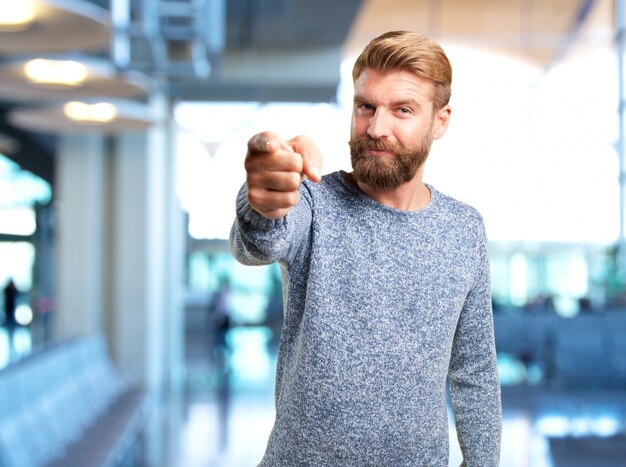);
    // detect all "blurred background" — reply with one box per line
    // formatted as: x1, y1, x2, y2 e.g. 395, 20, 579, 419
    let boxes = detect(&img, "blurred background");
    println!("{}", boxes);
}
0, 0, 625, 466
